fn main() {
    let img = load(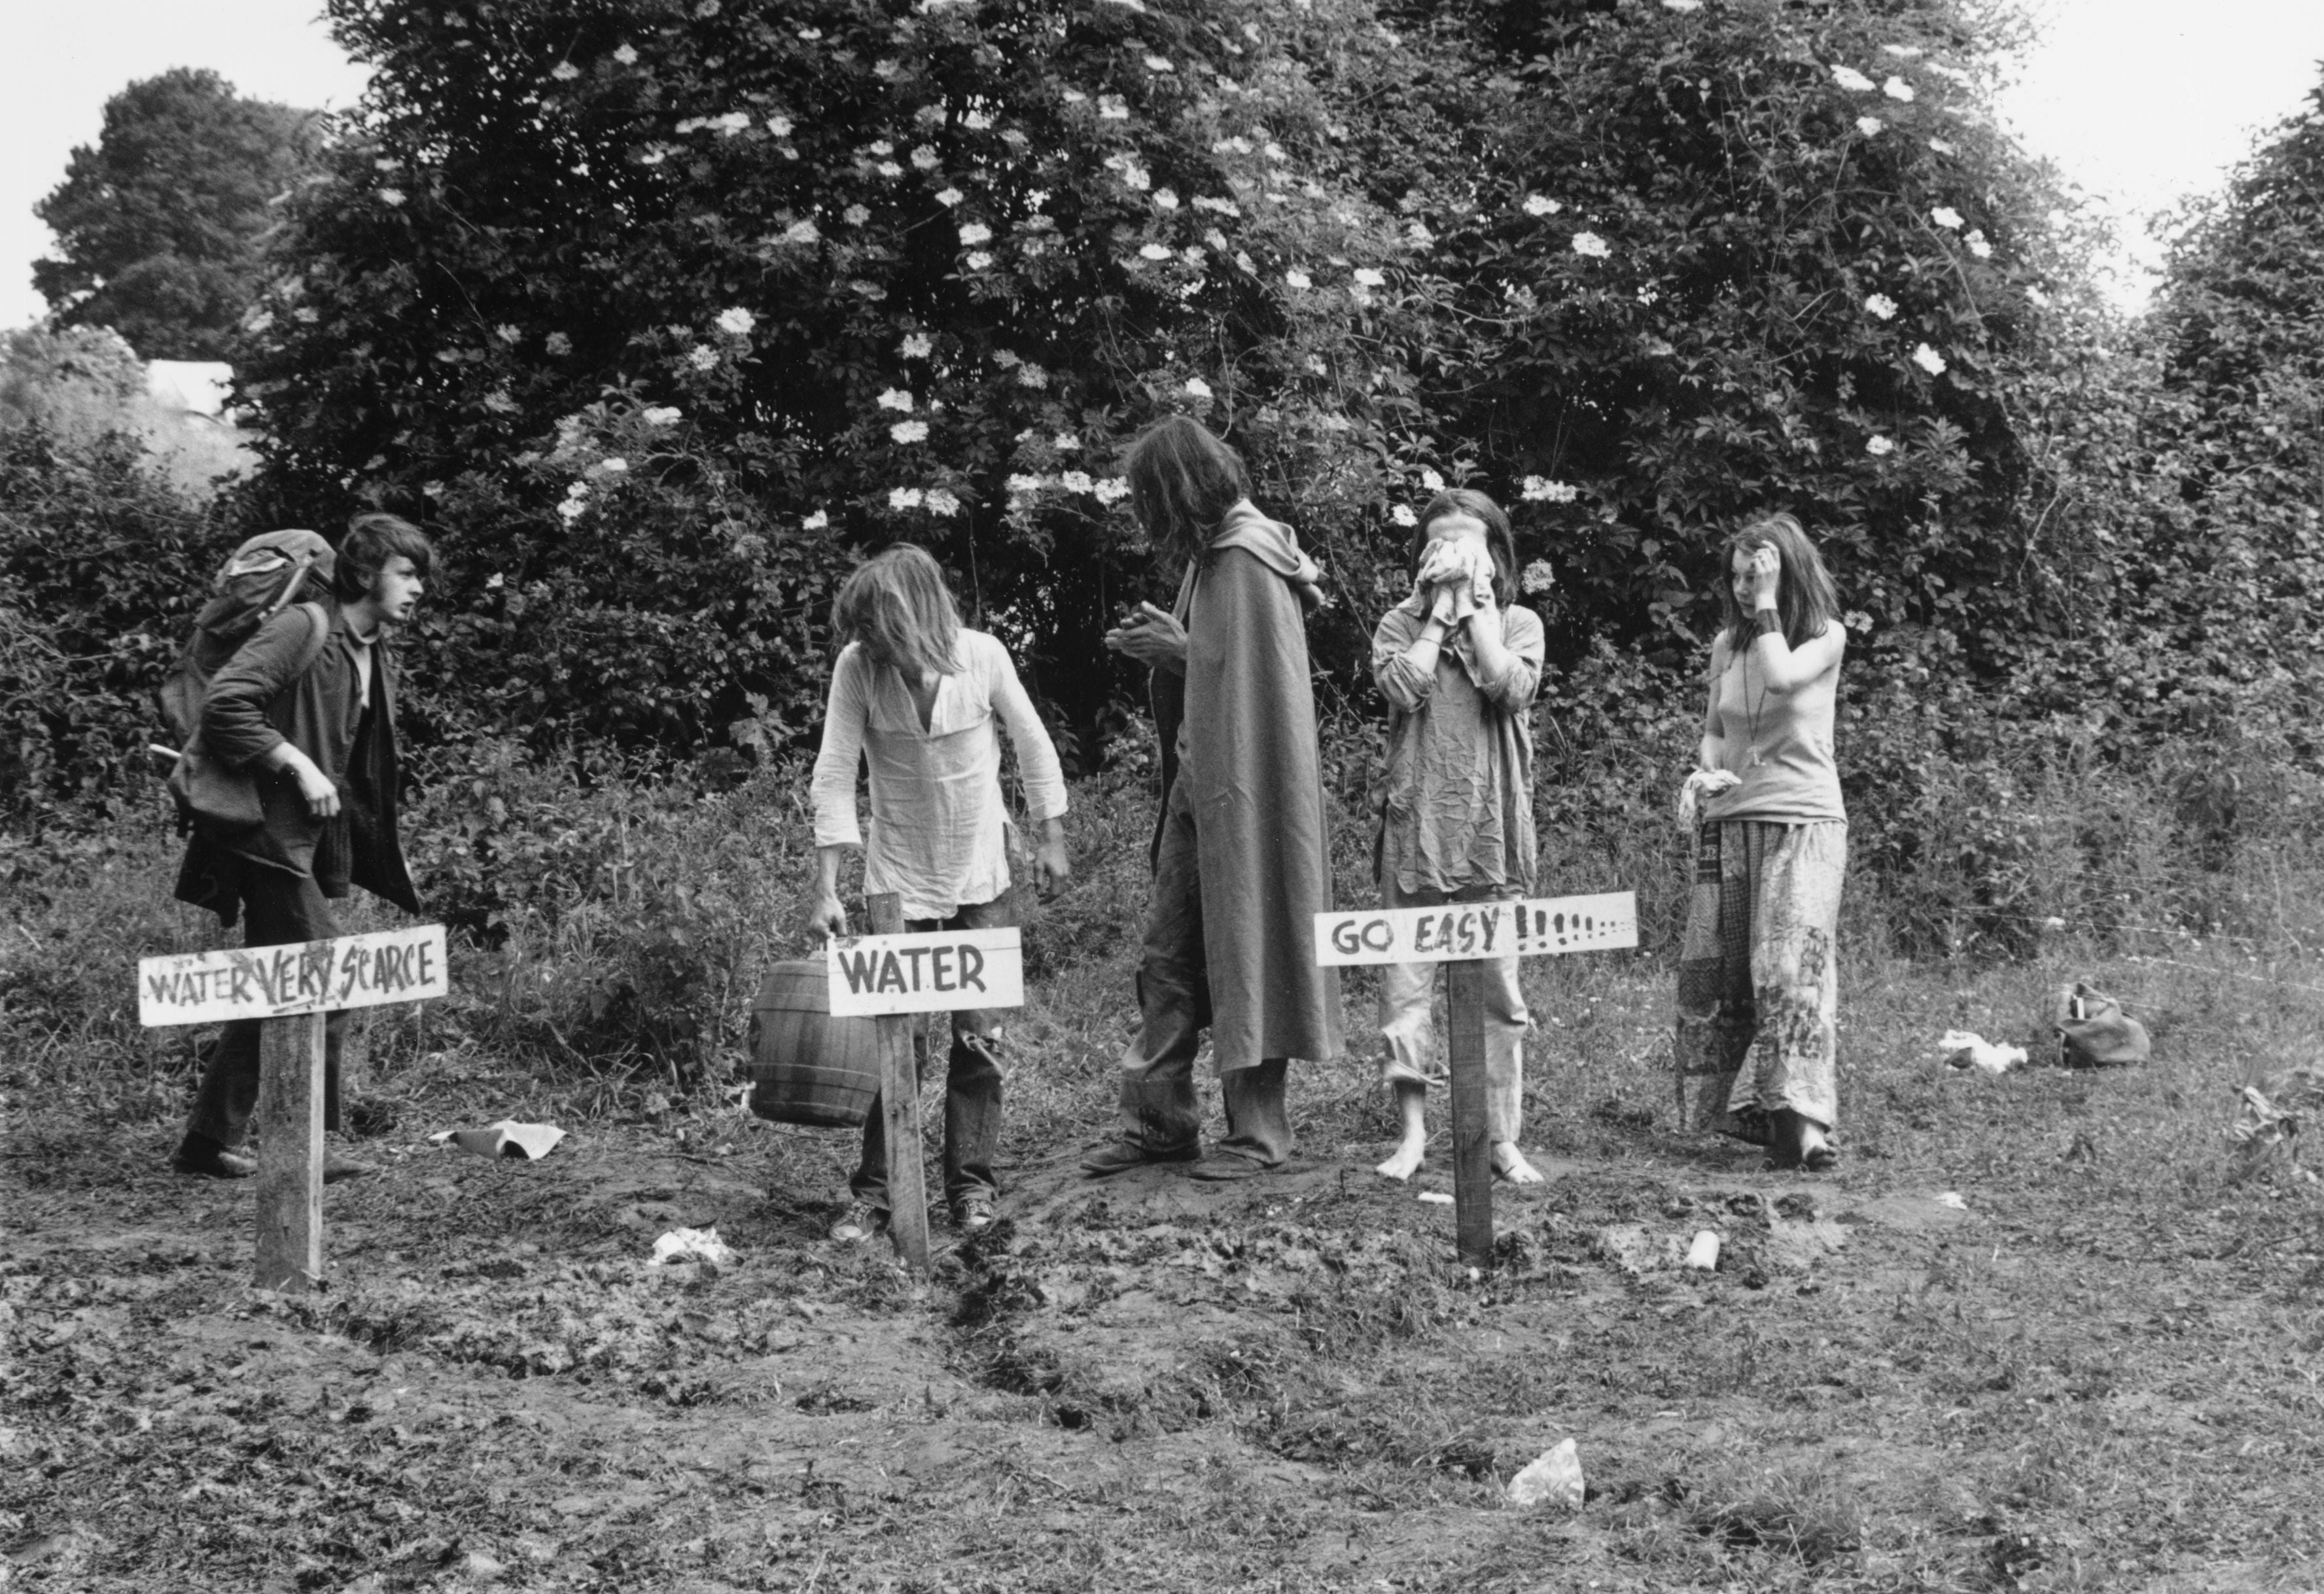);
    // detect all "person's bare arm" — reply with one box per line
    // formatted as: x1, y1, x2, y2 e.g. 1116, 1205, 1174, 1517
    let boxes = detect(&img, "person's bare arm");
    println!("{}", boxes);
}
1746, 623, 1846, 695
